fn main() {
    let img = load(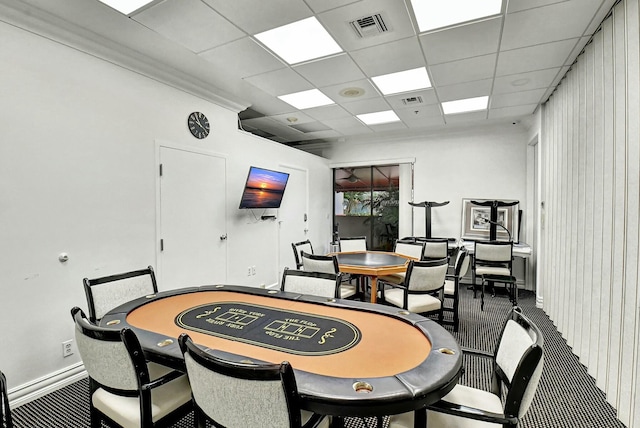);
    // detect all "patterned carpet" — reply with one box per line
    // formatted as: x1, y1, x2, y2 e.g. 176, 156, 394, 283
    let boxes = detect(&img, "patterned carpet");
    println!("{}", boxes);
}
10, 286, 625, 427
